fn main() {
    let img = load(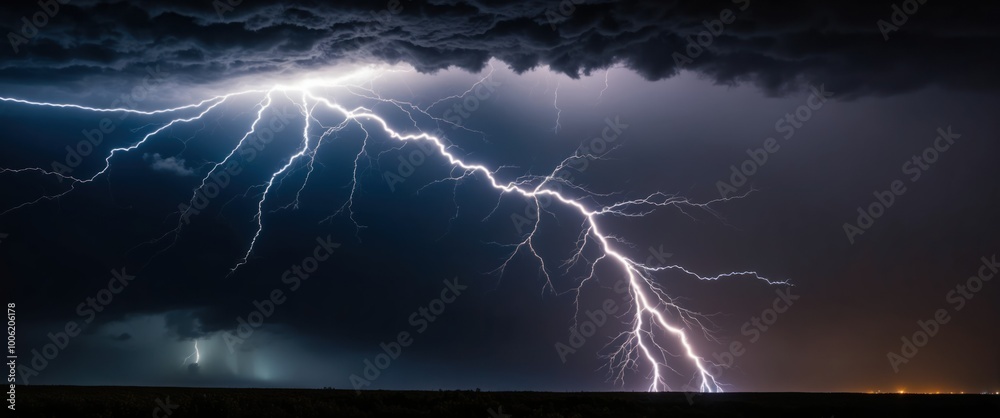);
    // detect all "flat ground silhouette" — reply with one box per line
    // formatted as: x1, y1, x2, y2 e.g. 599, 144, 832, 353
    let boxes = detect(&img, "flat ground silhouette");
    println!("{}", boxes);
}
14, 386, 1000, 417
